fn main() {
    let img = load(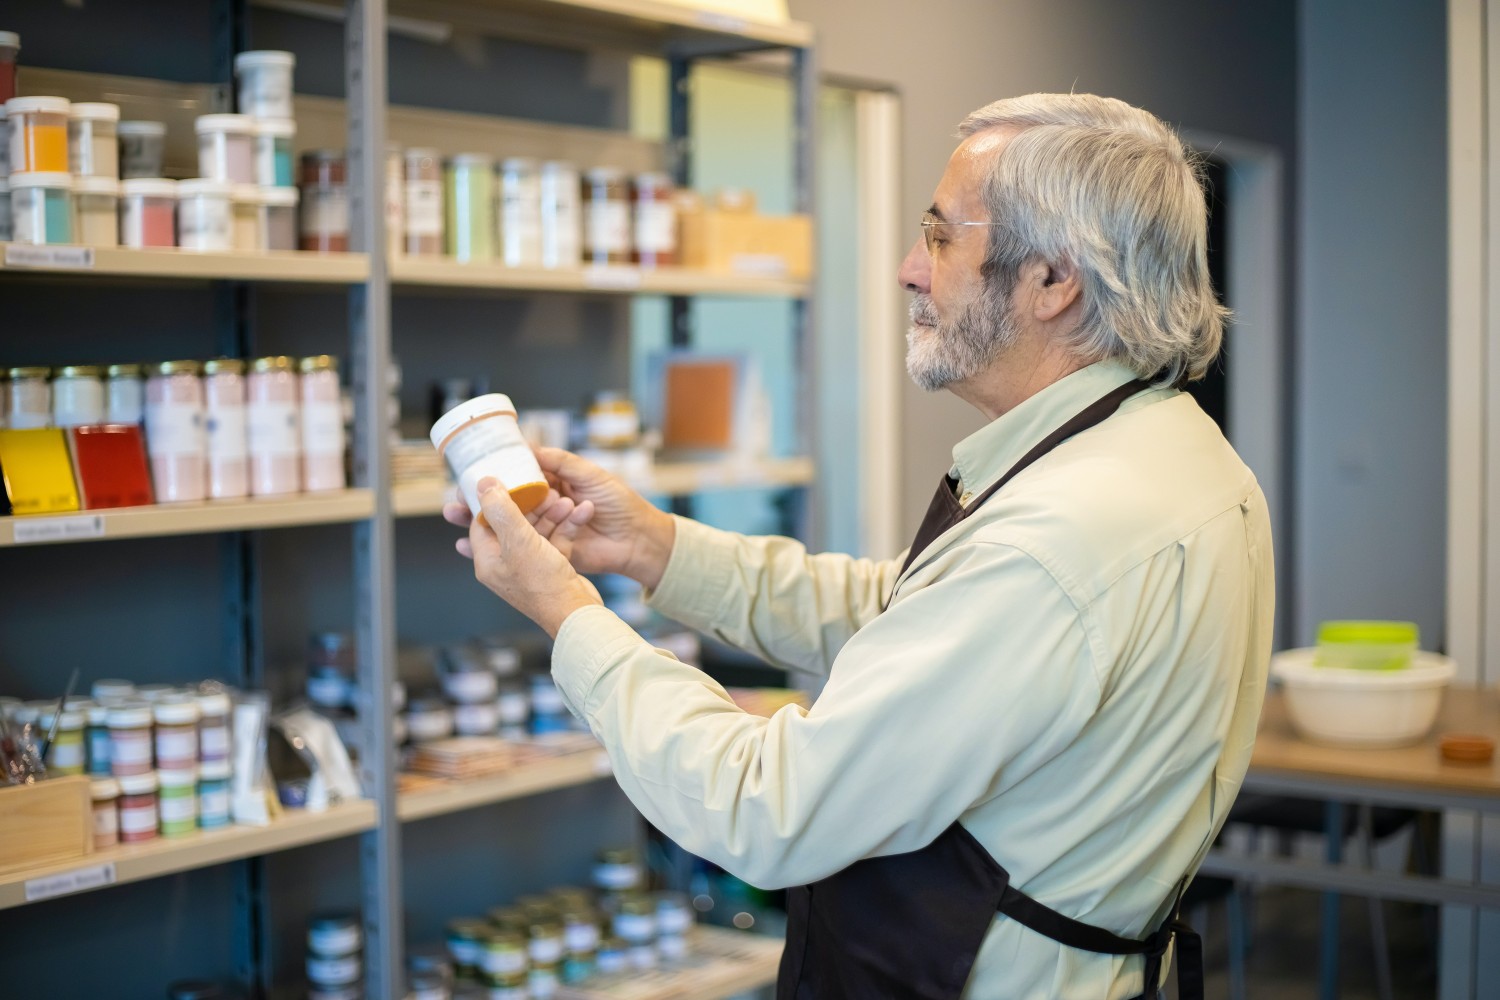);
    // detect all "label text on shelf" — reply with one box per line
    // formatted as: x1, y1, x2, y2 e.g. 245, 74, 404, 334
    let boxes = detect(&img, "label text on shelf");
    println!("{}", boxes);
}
4, 245, 96, 270
696, 11, 751, 32
25, 863, 118, 902
582, 267, 643, 290
12, 515, 107, 544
